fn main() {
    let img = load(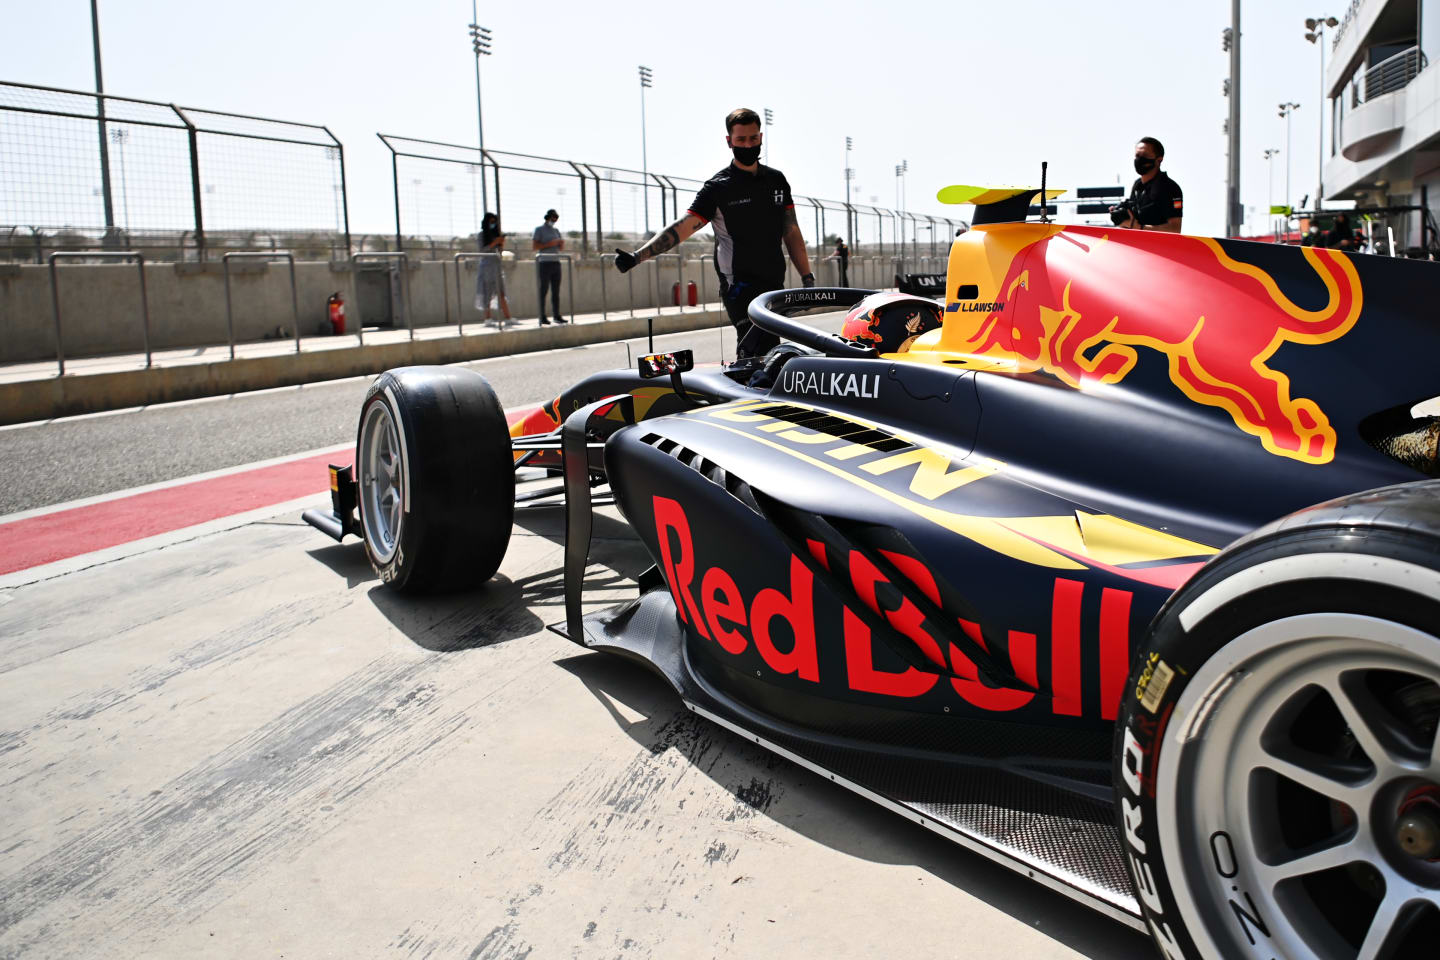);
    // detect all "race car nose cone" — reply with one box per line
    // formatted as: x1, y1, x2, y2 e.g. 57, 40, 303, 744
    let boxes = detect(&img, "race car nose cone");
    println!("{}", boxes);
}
1395, 807, 1440, 860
